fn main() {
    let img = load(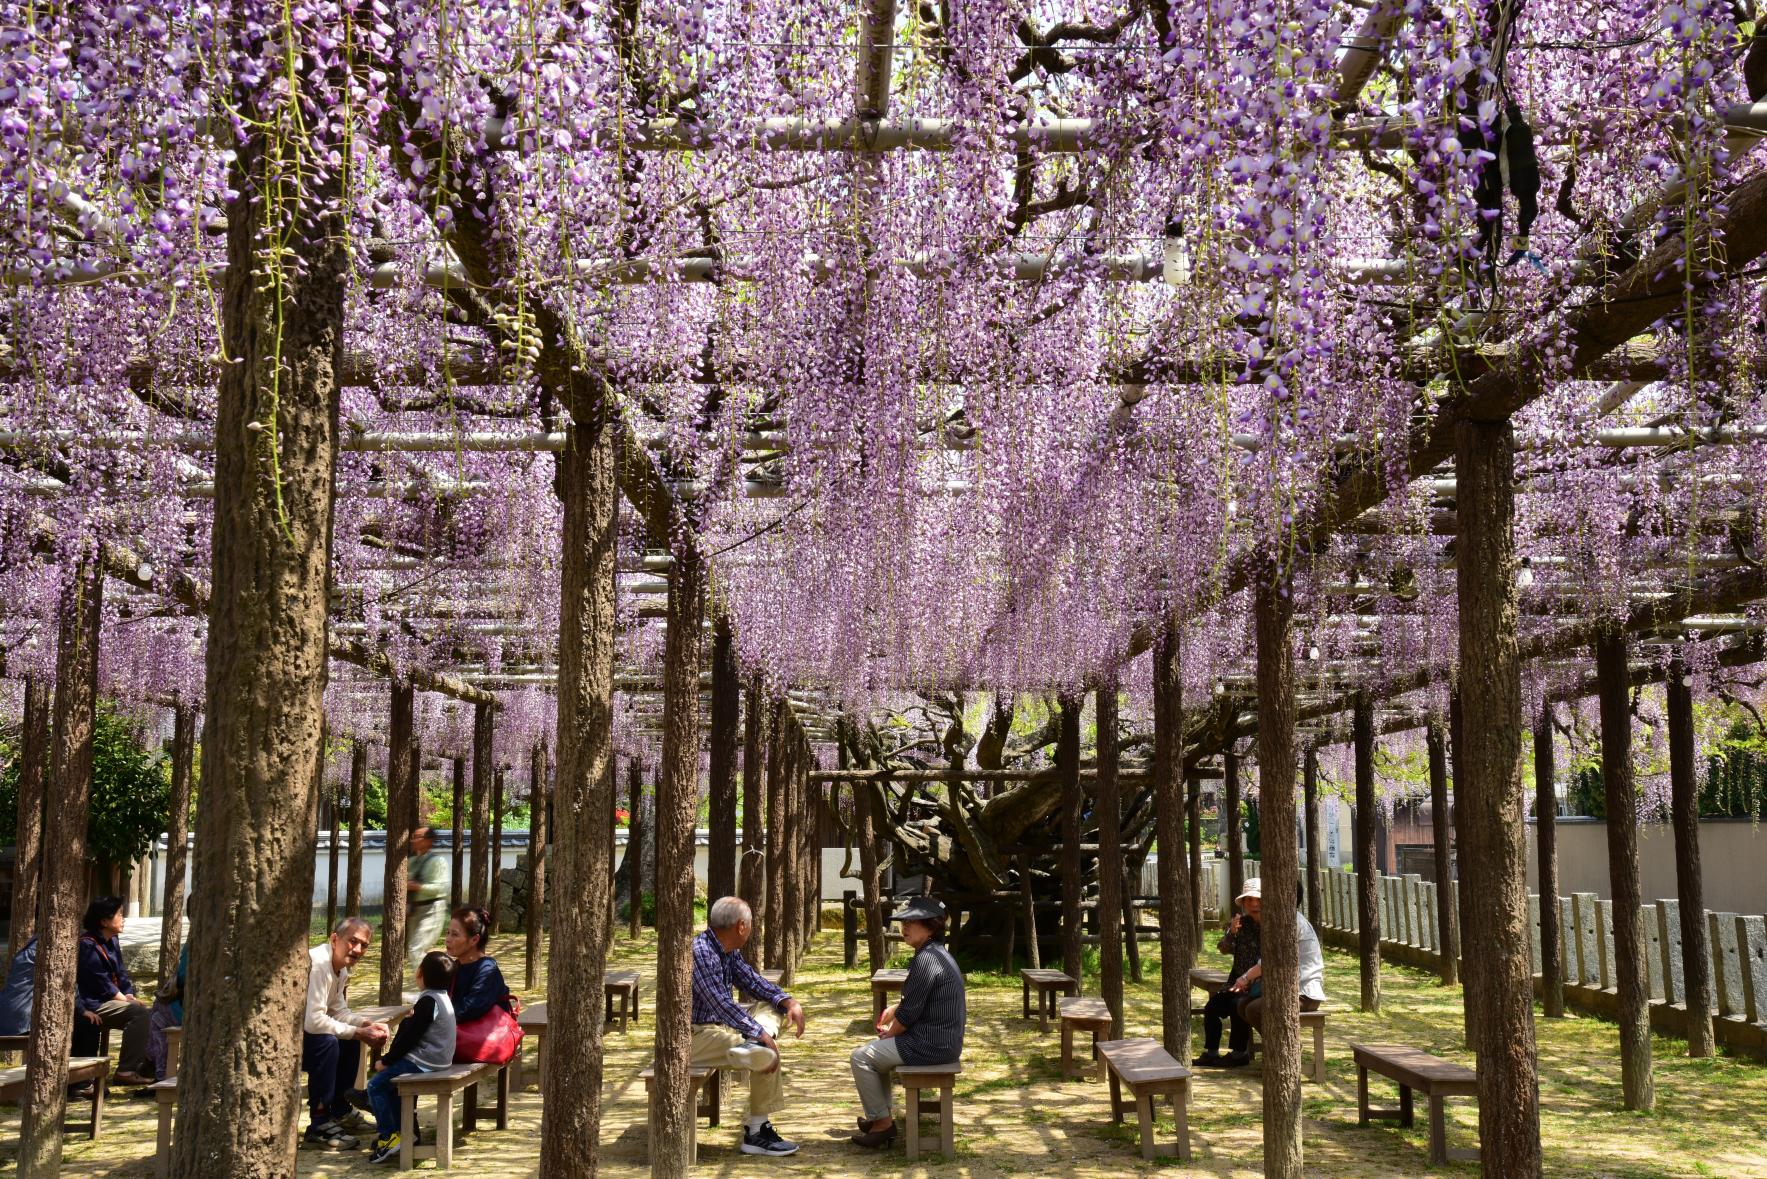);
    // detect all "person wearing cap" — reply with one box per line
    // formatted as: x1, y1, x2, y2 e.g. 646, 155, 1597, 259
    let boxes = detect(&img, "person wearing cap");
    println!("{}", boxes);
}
690, 896, 808, 1157
1193, 878, 1262, 1069
1238, 881, 1327, 1035
850, 896, 967, 1149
